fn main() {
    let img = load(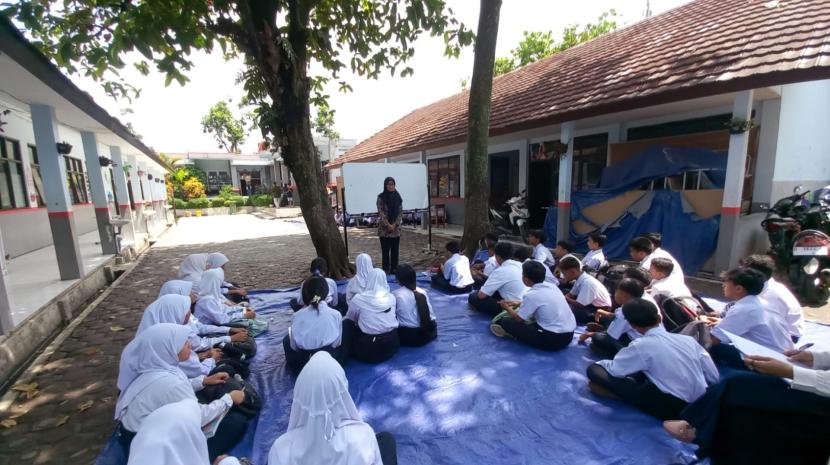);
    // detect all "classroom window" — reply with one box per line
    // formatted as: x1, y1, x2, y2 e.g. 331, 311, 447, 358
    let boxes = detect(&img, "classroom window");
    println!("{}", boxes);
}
65, 156, 90, 204
572, 133, 608, 191
640, 169, 717, 191
28, 144, 45, 206
0, 137, 29, 209
428, 156, 460, 197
